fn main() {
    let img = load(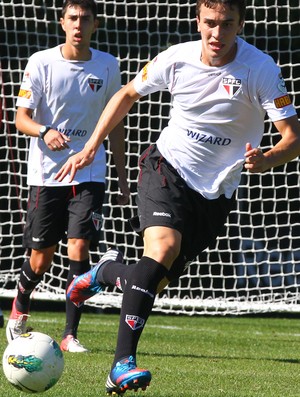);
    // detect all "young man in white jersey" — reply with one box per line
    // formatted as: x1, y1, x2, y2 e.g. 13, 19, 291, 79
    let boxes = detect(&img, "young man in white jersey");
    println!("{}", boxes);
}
57, 0, 300, 393
6, 0, 130, 353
